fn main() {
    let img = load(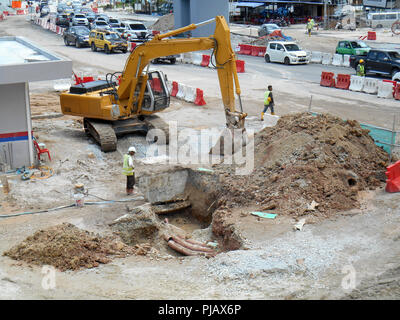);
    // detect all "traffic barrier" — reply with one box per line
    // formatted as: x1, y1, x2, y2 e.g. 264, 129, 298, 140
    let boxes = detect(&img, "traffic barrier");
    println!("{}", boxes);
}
176, 83, 186, 100
332, 54, 343, 67
320, 71, 335, 87
236, 60, 245, 73
3, 11, 9, 16
182, 52, 193, 64
192, 53, 202, 66
237, 44, 251, 55
377, 81, 394, 99
184, 86, 196, 103
171, 81, 178, 97
343, 54, 350, 67
335, 74, 351, 90
367, 31, 376, 40
311, 51, 322, 63
394, 84, 400, 100
201, 54, 210, 67
383, 80, 397, 97
385, 160, 400, 193
152, 30, 160, 36
128, 42, 136, 52
0, 13, 4, 21
359, 35, 367, 40
362, 77, 378, 94
257, 46, 266, 57
321, 53, 332, 65
349, 75, 365, 92
16, 9, 25, 15
194, 88, 206, 106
